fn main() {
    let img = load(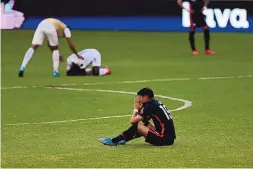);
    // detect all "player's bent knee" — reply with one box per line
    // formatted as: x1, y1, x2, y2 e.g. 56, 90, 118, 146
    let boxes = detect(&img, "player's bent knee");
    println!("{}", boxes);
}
31, 44, 39, 50
48, 45, 58, 52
